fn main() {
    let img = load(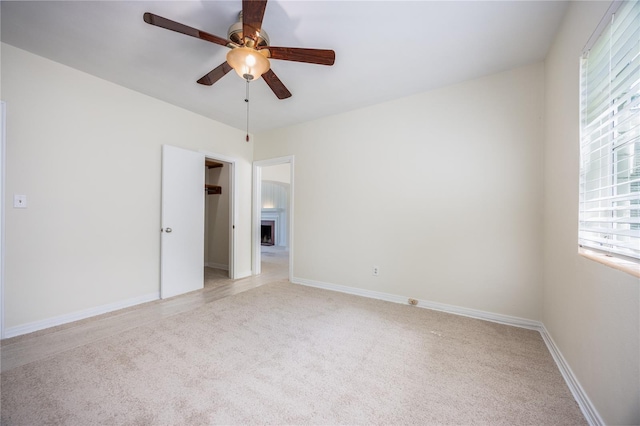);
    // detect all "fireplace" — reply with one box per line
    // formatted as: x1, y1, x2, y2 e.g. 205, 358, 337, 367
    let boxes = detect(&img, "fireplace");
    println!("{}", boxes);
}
261, 220, 275, 246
